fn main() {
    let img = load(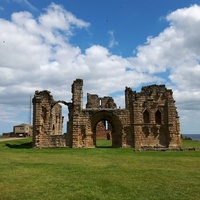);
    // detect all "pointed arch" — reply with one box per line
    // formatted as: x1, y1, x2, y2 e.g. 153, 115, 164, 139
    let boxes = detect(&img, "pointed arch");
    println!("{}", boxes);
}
155, 110, 161, 124
143, 110, 150, 123
90, 110, 123, 148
